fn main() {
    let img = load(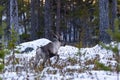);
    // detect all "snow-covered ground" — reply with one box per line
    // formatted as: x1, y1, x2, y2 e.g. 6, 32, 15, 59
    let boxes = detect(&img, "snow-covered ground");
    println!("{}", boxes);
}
0, 38, 120, 80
